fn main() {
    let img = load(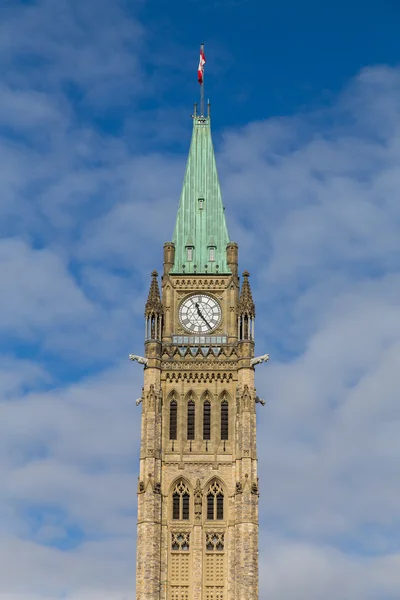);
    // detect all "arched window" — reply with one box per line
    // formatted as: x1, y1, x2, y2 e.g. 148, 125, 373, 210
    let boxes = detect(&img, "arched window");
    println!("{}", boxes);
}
203, 399, 211, 440
172, 481, 190, 520
221, 398, 228, 441
169, 398, 177, 440
206, 481, 224, 520
187, 398, 195, 440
